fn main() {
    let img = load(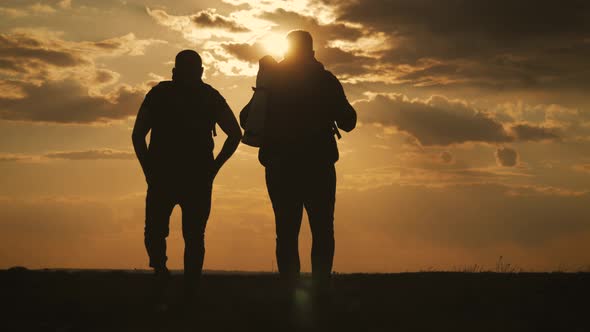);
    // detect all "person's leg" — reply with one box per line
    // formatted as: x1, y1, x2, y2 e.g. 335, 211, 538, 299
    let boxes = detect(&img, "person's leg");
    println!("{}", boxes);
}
179, 183, 212, 280
266, 166, 304, 283
144, 186, 175, 273
303, 163, 336, 286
